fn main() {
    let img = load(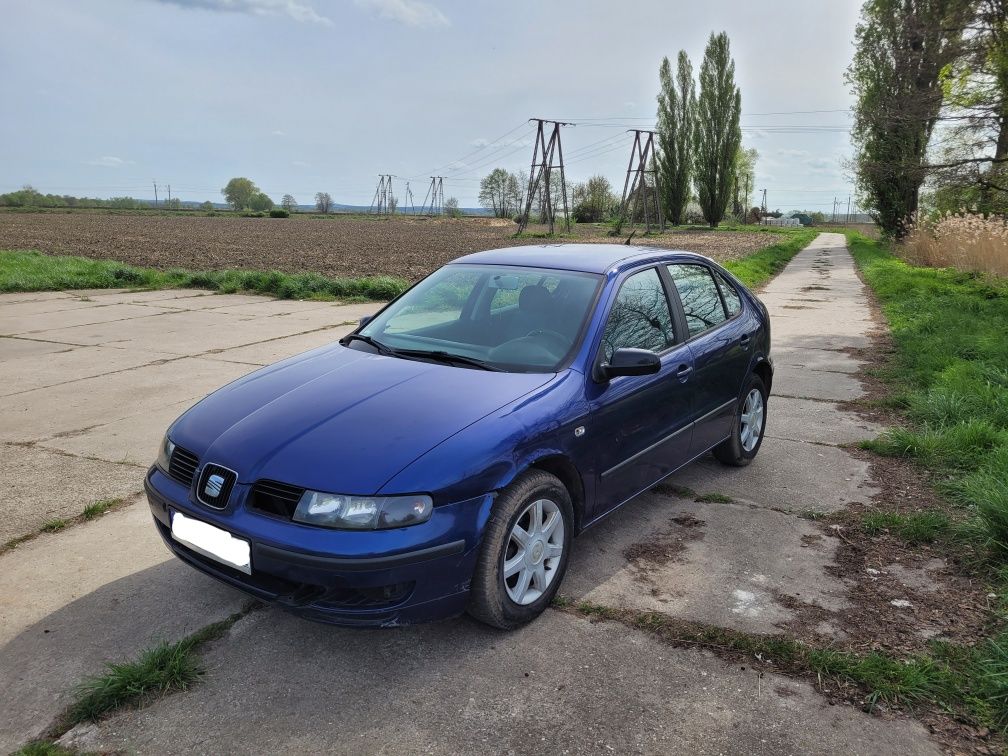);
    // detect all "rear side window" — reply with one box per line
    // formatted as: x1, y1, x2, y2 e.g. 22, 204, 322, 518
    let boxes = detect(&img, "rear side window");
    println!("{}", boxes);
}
714, 270, 742, 317
667, 264, 727, 338
600, 268, 675, 362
